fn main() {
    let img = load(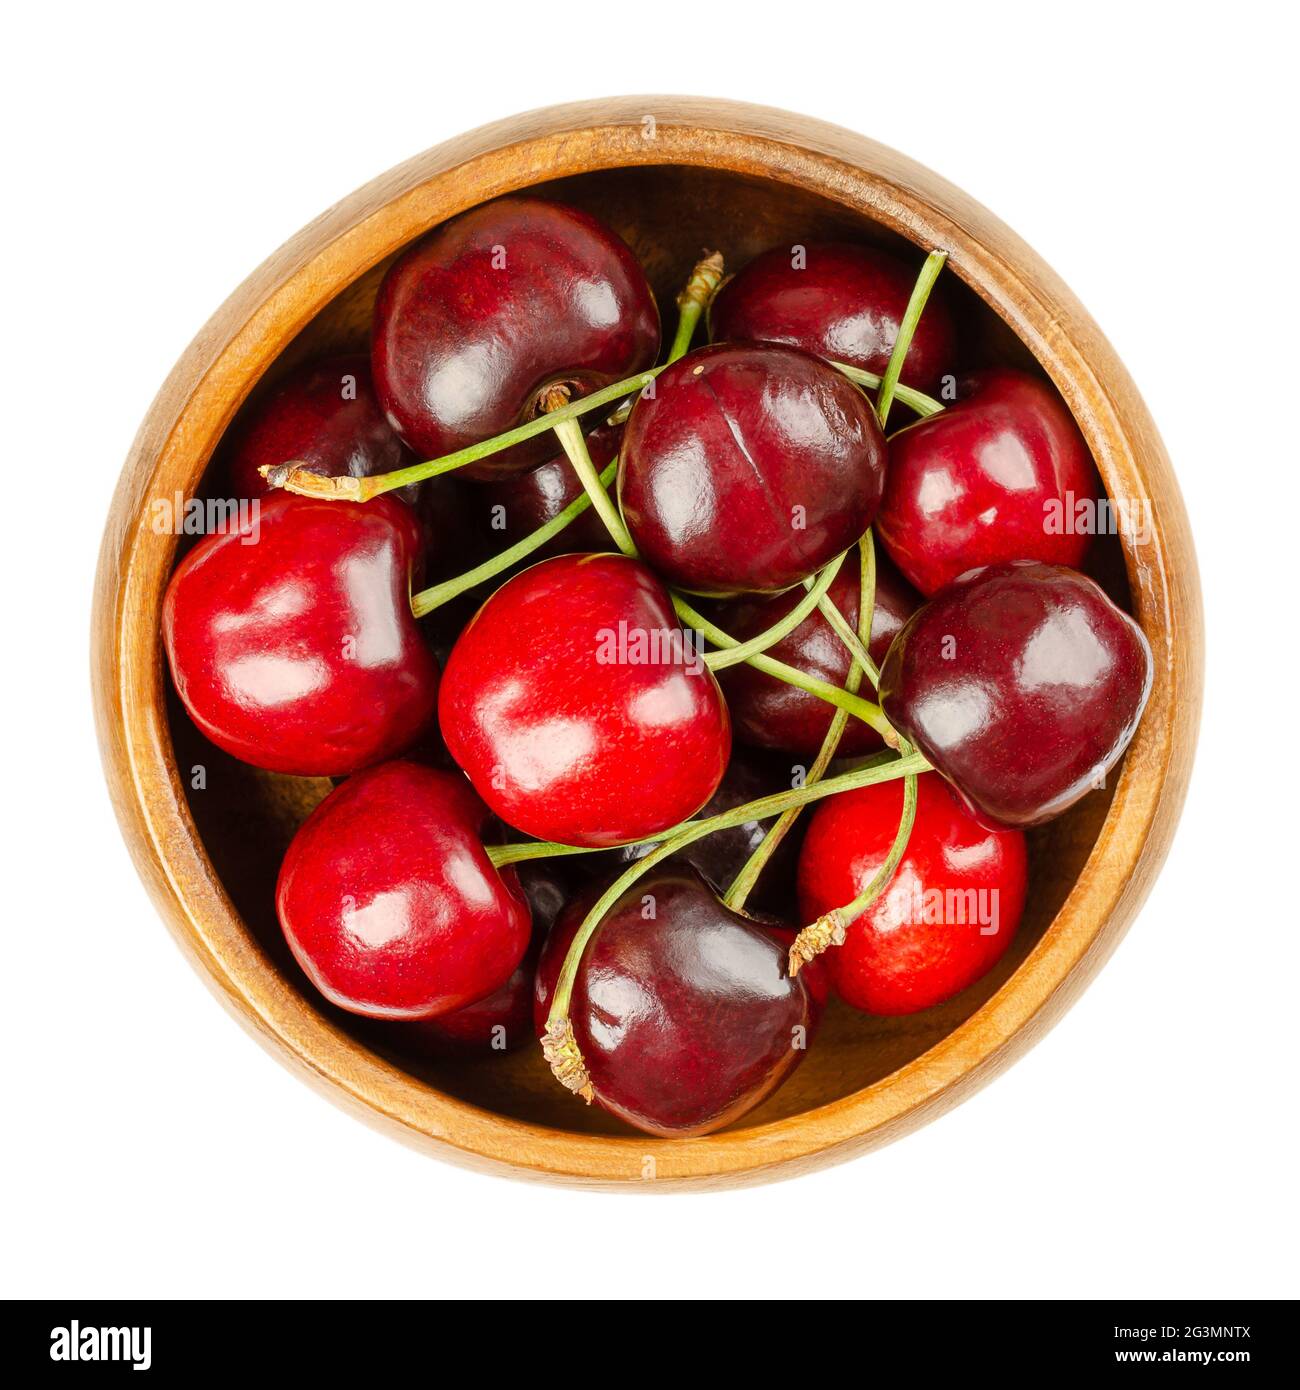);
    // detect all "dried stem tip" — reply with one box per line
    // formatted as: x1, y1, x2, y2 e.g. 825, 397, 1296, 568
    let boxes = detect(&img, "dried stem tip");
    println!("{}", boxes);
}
677, 251, 725, 311
258, 462, 363, 501
538, 382, 574, 414
788, 912, 847, 977
541, 1018, 594, 1103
